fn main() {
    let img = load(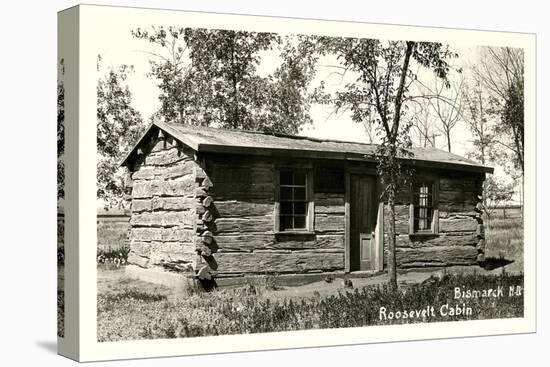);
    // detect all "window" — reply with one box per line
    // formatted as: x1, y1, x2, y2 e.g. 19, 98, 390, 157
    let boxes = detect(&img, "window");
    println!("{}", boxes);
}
277, 169, 312, 232
411, 180, 438, 233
